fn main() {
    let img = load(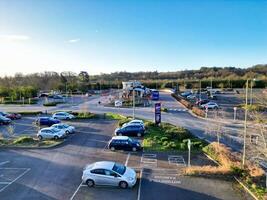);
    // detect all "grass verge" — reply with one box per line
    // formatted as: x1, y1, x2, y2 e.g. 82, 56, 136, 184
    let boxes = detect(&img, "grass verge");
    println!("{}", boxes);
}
184, 142, 267, 199
0, 136, 63, 148
143, 122, 207, 152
